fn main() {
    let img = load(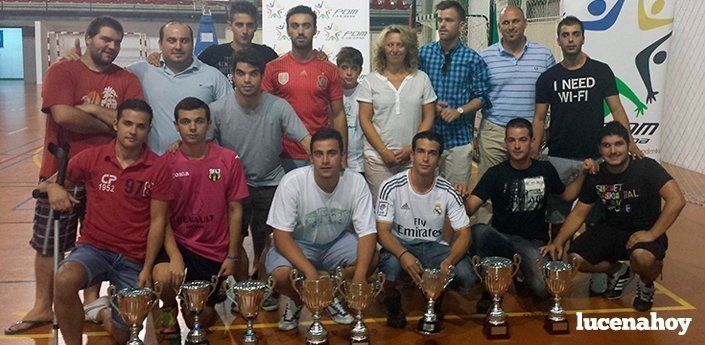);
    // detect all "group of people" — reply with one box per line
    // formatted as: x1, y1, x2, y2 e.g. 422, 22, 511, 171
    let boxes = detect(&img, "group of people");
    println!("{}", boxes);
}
4, 1, 685, 343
